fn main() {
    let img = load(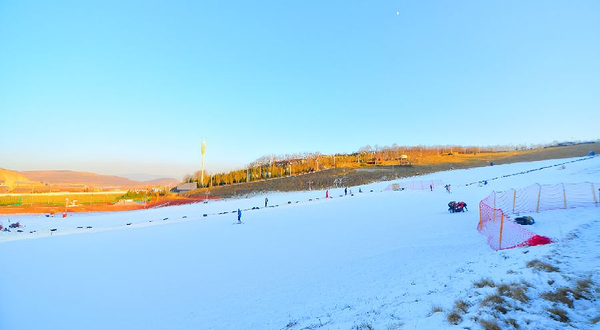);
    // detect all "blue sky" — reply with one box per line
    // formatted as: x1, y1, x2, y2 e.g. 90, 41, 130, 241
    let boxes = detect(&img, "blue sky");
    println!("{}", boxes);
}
1, 0, 599, 180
